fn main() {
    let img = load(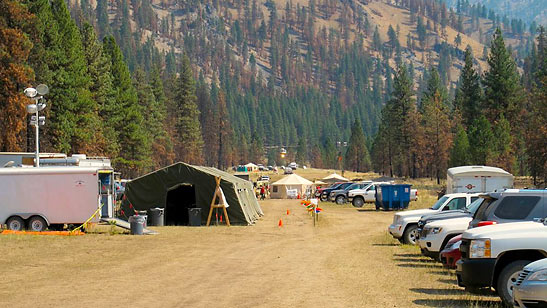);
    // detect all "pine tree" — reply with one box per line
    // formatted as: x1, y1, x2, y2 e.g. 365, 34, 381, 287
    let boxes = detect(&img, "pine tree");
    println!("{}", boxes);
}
103, 35, 149, 176
295, 137, 308, 165
217, 89, 232, 169
80, 22, 117, 157
483, 28, 523, 123
420, 68, 448, 110
174, 54, 204, 164
454, 46, 482, 127
148, 68, 174, 167
96, 0, 110, 38
492, 115, 514, 171
344, 120, 371, 172
468, 115, 494, 165
450, 125, 471, 166
385, 64, 416, 177
0, 0, 35, 151
422, 92, 452, 183
41, 0, 99, 154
